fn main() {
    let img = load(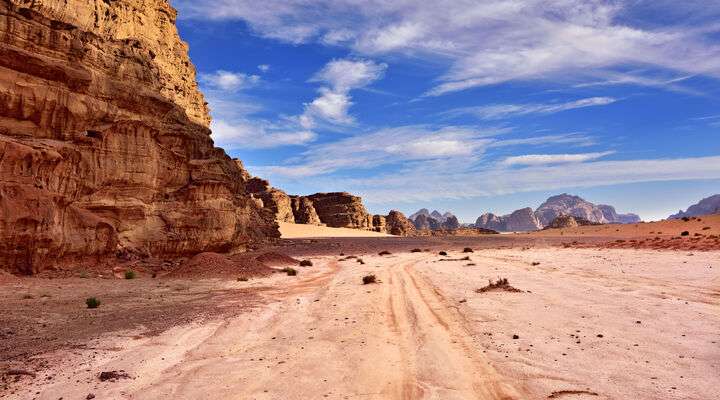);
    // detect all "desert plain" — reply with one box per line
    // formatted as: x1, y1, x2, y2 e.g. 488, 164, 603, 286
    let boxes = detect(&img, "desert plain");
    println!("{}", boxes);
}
1, 216, 719, 400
